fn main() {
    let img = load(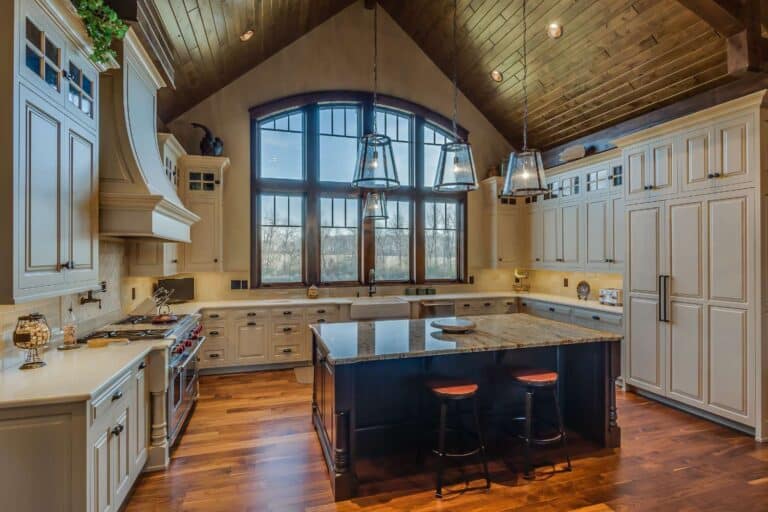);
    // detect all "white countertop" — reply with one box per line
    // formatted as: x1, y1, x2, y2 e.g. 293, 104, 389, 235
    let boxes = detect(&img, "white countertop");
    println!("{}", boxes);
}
0, 339, 169, 410
171, 291, 622, 315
